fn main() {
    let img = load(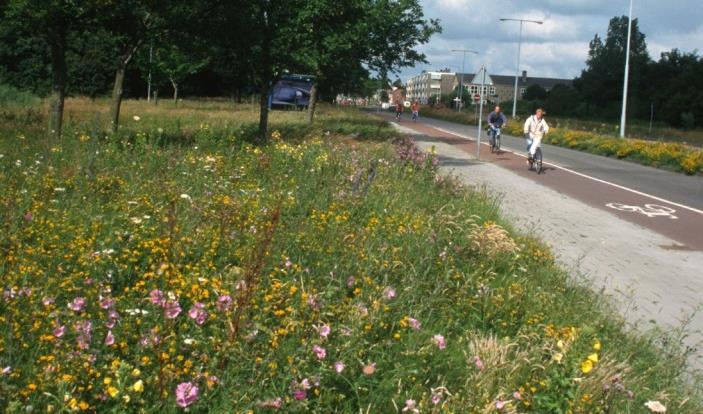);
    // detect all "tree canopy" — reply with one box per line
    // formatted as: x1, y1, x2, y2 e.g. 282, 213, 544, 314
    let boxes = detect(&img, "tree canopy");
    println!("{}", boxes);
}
0, 0, 440, 139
